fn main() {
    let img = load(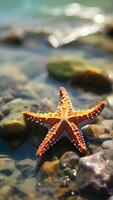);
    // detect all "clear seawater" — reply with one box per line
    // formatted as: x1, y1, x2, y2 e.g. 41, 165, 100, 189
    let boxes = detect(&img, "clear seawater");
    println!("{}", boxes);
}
0, 0, 113, 26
